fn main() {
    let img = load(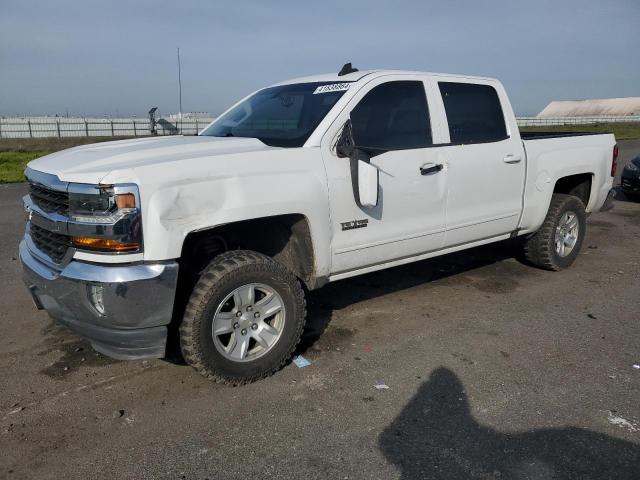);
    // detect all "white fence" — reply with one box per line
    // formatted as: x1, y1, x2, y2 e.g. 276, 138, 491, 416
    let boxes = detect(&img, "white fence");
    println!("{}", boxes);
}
0, 115, 638, 139
0, 117, 214, 138
516, 115, 640, 127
